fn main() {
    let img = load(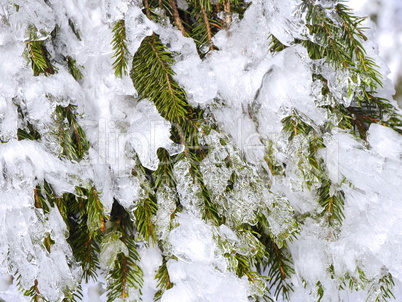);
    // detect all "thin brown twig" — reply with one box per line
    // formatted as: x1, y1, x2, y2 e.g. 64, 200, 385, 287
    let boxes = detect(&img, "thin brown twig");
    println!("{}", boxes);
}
144, 0, 151, 18
272, 242, 286, 280
223, 0, 232, 28
200, 4, 214, 51
169, 0, 187, 36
